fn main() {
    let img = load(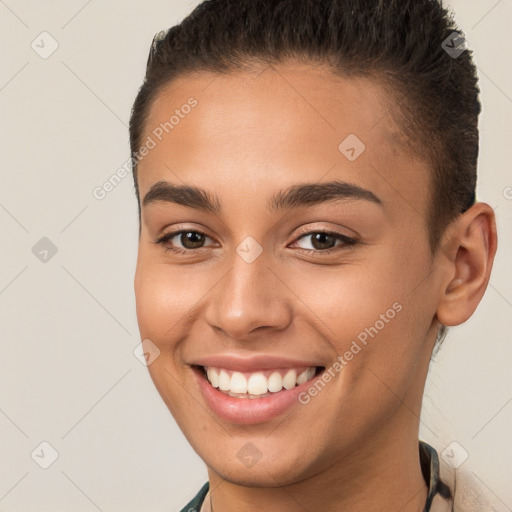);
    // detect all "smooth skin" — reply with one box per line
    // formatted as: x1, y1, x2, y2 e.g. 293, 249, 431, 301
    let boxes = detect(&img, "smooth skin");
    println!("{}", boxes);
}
134, 62, 497, 512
